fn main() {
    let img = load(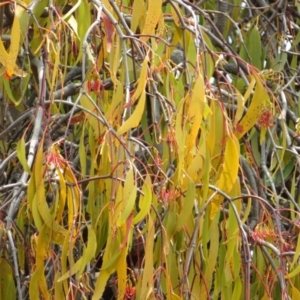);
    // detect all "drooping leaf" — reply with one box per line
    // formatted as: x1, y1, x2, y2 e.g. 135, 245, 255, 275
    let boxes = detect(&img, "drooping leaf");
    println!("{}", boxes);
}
235, 74, 270, 139
17, 136, 31, 174
140, 0, 162, 43
133, 175, 152, 224
117, 165, 137, 226
117, 90, 146, 135
58, 227, 96, 281
29, 225, 51, 300
116, 224, 128, 300
0, 16, 26, 78
0, 258, 16, 300
140, 214, 154, 298
131, 0, 145, 33
102, 12, 116, 53
131, 56, 149, 104
239, 25, 262, 69
175, 178, 195, 232
186, 75, 205, 156
93, 269, 113, 300
211, 134, 240, 219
